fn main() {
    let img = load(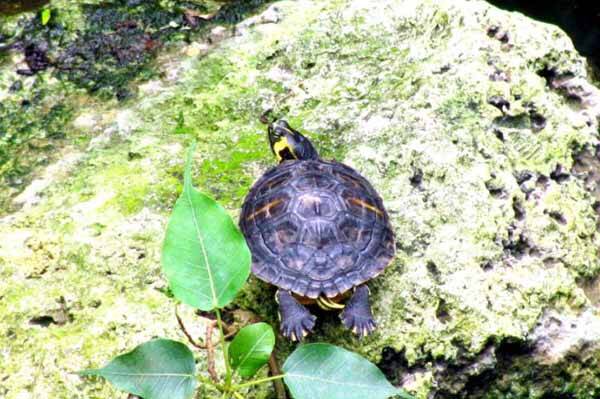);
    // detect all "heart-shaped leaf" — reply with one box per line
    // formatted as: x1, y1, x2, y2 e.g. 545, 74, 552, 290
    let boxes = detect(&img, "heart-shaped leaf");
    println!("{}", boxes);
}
161, 142, 251, 310
80, 338, 196, 399
282, 343, 413, 399
229, 322, 275, 378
